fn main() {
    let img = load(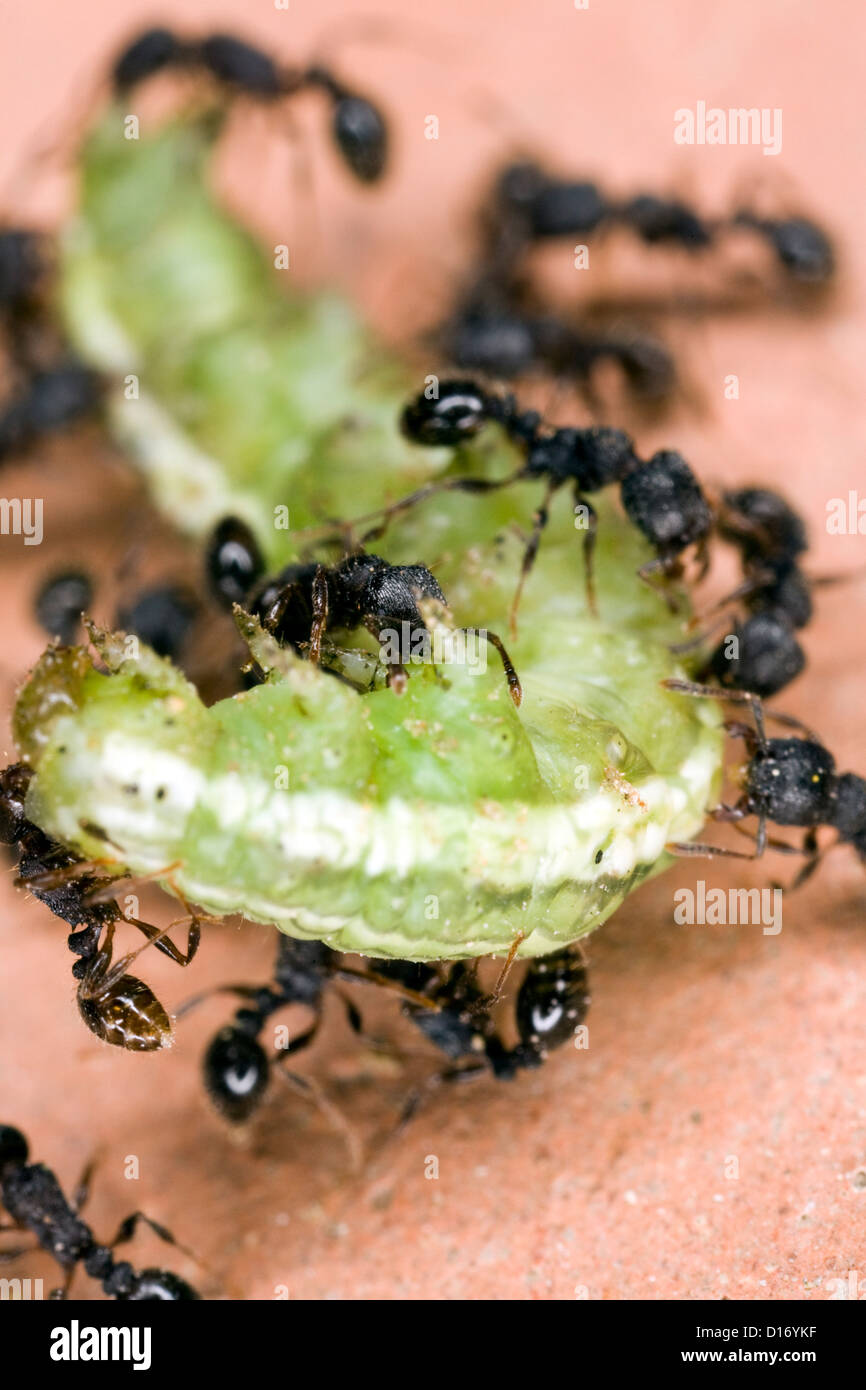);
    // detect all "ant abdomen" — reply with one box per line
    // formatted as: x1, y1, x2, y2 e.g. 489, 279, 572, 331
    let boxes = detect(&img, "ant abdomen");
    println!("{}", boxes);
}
203, 1026, 270, 1122
78, 975, 172, 1052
